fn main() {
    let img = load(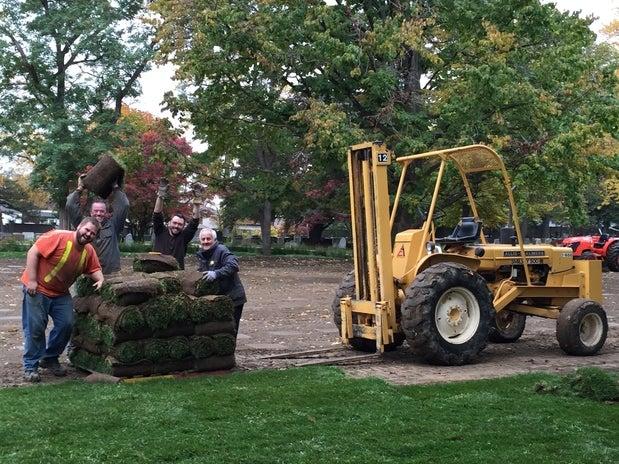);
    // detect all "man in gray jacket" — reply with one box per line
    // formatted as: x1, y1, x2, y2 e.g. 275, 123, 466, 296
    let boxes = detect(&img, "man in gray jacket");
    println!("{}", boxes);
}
66, 175, 129, 274
197, 228, 246, 334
